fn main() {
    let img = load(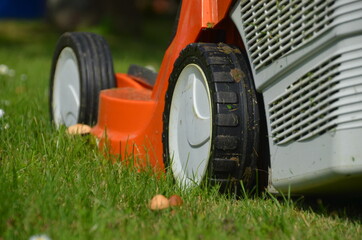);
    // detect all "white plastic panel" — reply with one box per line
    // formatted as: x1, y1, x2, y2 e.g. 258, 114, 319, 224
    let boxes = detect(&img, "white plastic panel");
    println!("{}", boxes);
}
231, 0, 362, 194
